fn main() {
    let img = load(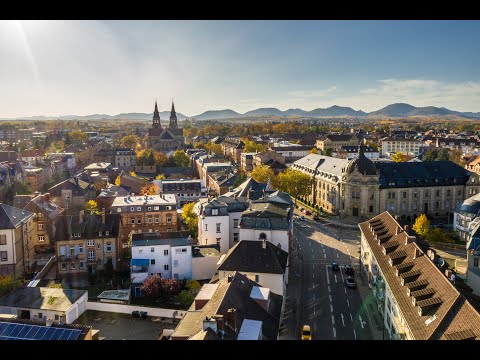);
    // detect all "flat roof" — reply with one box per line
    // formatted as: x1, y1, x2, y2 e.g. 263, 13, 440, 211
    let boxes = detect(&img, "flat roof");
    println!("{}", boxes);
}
195, 284, 219, 301
97, 290, 130, 302
111, 194, 176, 207
237, 319, 262, 340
